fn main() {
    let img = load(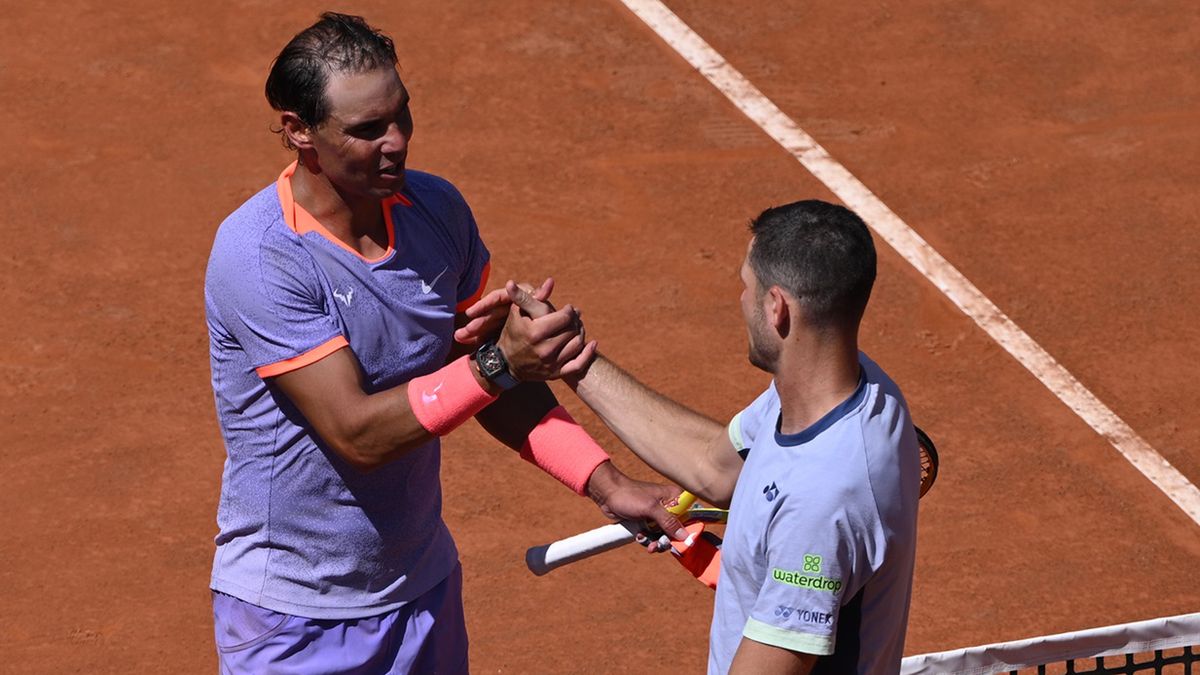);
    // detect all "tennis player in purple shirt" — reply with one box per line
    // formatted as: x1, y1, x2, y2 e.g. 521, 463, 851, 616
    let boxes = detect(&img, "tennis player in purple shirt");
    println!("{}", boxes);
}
204, 13, 685, 673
